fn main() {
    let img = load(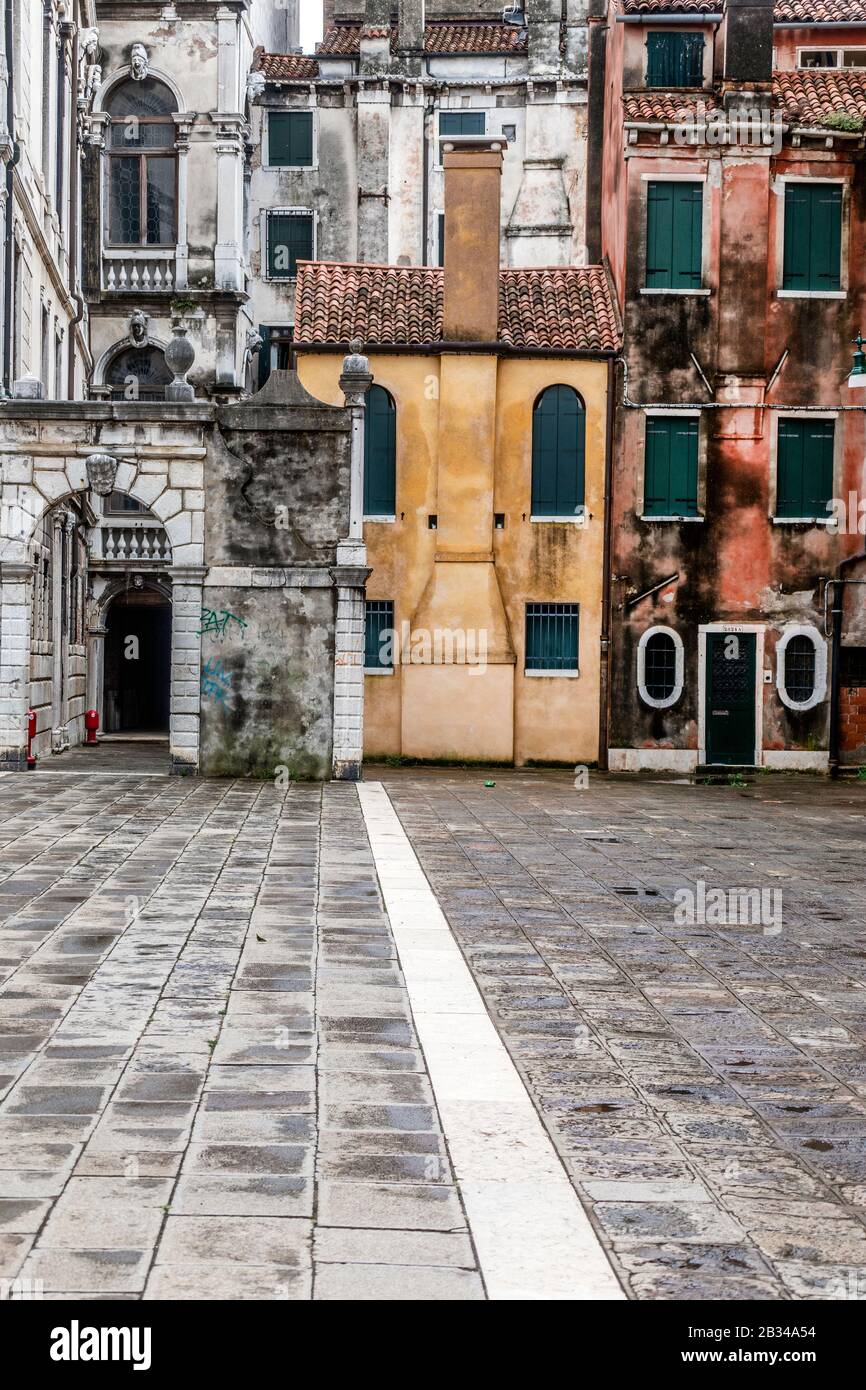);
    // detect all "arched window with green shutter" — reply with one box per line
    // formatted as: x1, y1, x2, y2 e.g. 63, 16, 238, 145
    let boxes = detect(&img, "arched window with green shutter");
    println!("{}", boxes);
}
531, 385, 586, 518
364, 386, 397, 517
